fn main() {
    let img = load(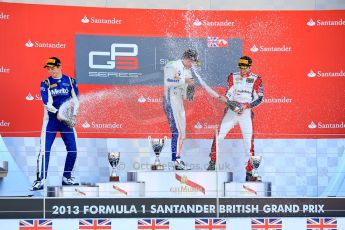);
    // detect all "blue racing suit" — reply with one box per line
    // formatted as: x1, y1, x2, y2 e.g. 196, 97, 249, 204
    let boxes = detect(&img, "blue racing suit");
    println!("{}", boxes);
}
38, 74, 79, 179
